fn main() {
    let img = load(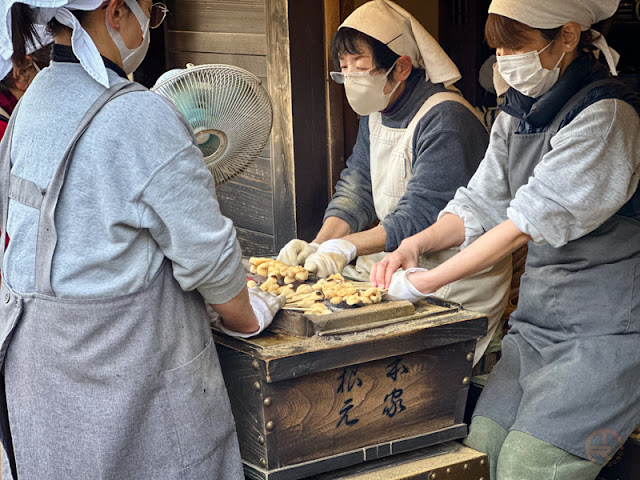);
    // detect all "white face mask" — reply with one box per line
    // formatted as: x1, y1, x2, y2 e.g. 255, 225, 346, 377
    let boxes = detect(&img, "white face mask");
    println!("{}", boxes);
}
106, 0, 151, 75
343, 61, 401, 116
496, 41, 566, 98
